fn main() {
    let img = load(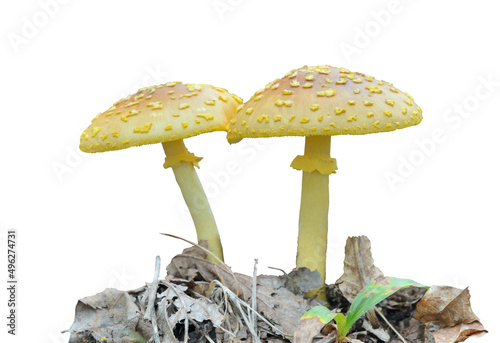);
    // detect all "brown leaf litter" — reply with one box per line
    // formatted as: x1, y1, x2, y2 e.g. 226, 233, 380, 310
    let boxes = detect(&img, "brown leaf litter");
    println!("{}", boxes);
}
415, 286, 487, 342
66, 236, 487, 343
295, 236, 486, 343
